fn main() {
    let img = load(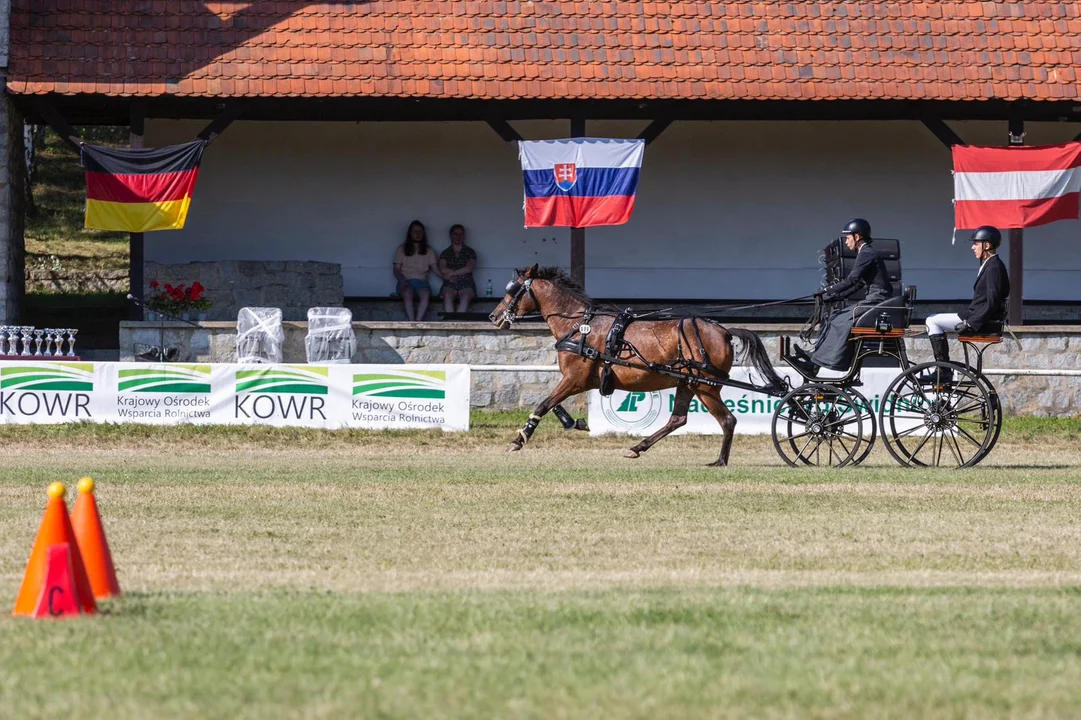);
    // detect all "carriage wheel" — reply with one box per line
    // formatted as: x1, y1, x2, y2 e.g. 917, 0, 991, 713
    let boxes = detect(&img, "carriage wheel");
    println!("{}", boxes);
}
846, 387, 877, 466
771, 384, 863, 468
878, 362, 996, 468
975, 376, 1004, 457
